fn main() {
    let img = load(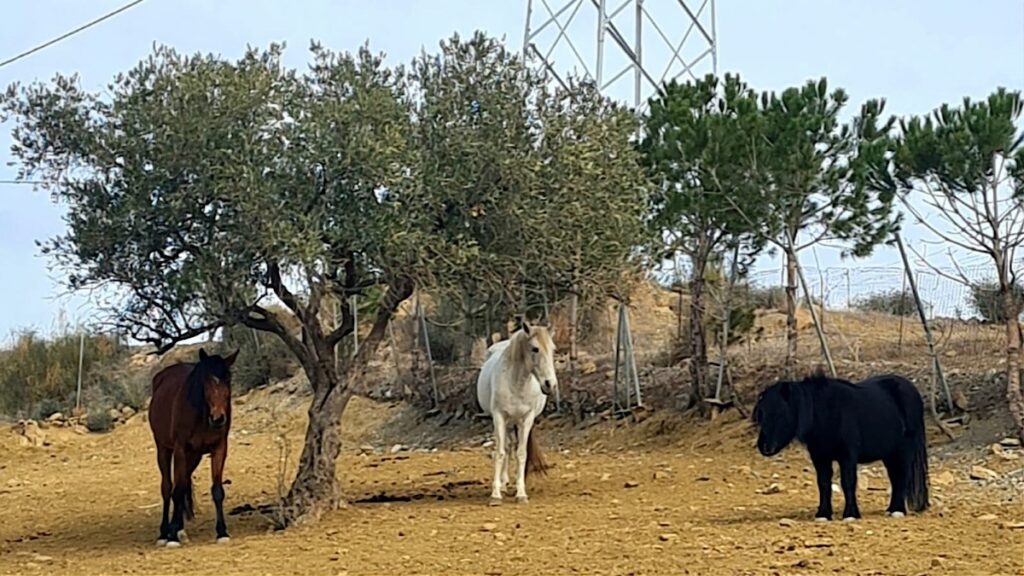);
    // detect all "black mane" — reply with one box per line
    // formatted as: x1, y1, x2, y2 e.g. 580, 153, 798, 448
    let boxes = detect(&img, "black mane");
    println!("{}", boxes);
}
186, 353, 232, 414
